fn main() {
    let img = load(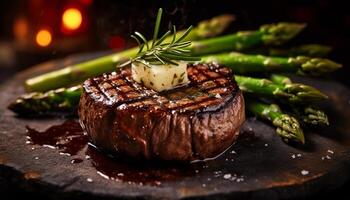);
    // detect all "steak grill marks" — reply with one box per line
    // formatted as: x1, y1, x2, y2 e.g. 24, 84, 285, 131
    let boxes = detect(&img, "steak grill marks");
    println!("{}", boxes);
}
83, 63, 237, 114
